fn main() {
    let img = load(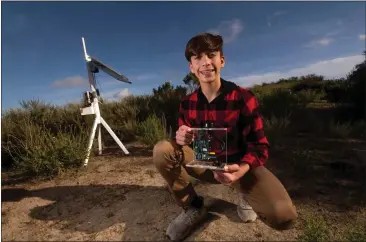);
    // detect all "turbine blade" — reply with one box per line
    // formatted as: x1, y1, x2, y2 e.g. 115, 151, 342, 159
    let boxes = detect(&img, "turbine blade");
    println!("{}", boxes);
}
89, 56, 131, 84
